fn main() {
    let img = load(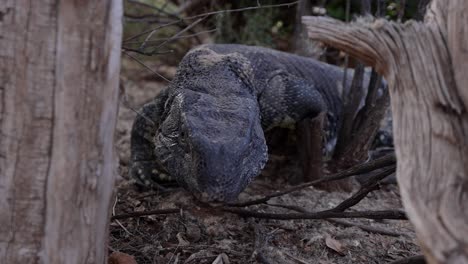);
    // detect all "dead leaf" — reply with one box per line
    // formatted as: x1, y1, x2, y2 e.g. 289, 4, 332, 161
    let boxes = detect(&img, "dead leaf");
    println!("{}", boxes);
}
108, 252, 138, 264
177, 232, 190, 246
325, 234, 346, 256
211, 253, 230, 264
